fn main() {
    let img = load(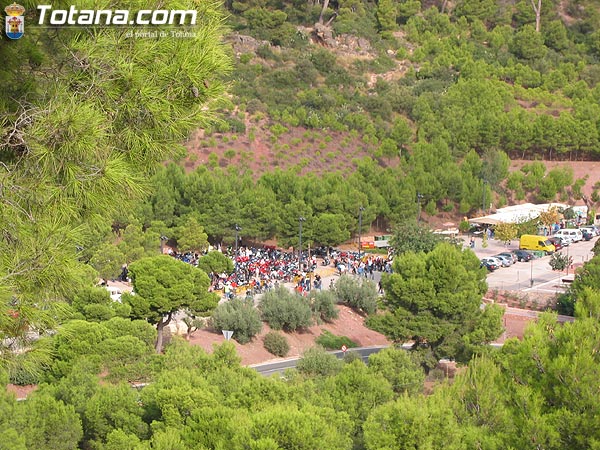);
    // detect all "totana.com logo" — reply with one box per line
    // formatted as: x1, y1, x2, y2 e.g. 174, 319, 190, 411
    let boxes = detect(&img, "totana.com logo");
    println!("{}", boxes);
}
4, 2, 25, 40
